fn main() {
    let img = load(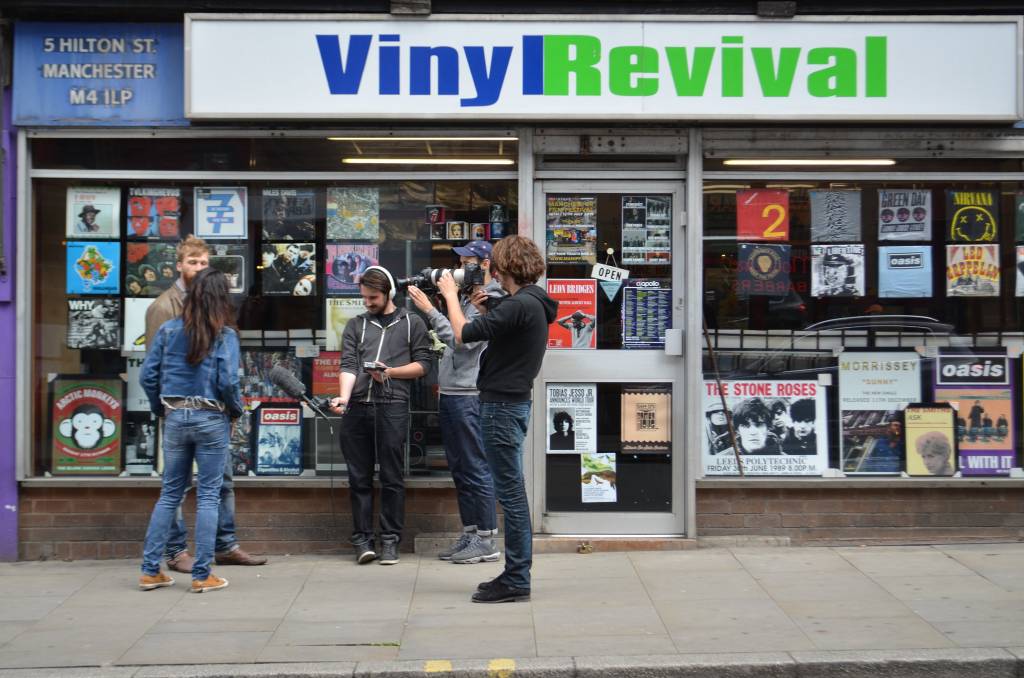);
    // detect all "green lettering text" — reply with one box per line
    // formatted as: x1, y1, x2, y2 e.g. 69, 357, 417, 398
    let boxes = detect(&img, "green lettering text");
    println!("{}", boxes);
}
664, 47, 714, 96
751, 47, 801, 97
609, 45, 659, 96
807, 47, 857, 97
544, 35, 602, 96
